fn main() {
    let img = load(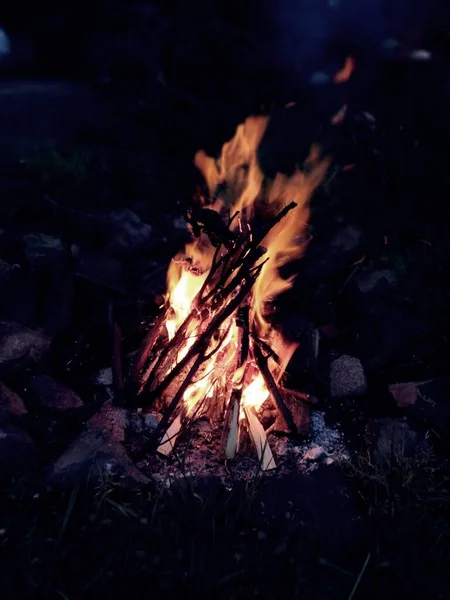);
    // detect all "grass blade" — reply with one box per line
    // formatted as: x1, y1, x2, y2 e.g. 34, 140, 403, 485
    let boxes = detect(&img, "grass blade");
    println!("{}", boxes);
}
348, 552, 371, 600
